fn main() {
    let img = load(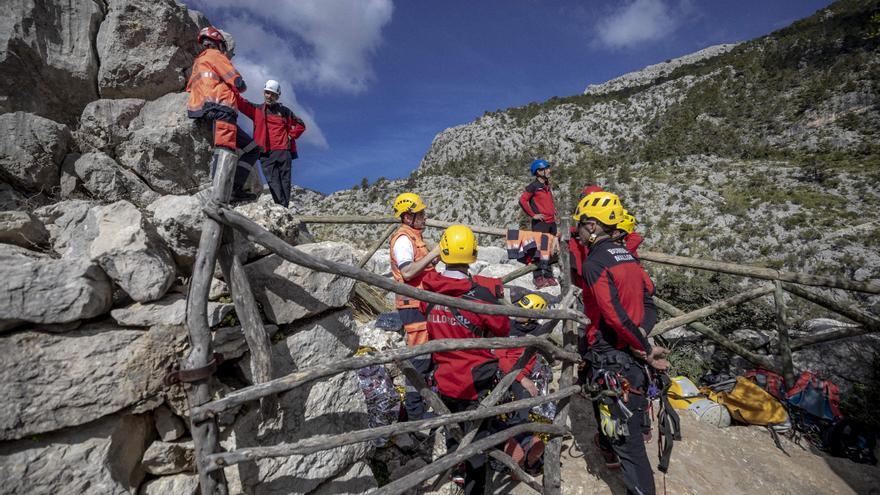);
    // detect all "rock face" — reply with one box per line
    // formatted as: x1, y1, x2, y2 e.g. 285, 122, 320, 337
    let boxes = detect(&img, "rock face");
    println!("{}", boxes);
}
0, 0, 103, 123
75, 98, 147, 153
139, 473, 200, 495
96, 0, 204, 100
89, 201, 176, 302
110, 293, 233, 327
0, 112, 71, 192
0, 211, 49, 248
66, 152, 160, 208
0, 323, 184, 441
244, 242, 358, 325
0, 258, 112, 329
116, 92, 213, 195
0, 413, 153, 495
226, 310, 373, 495
233, 195, 306, 261
141, 439, 195, 475
154, 404, 187, 441
147, 193, 204, 271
